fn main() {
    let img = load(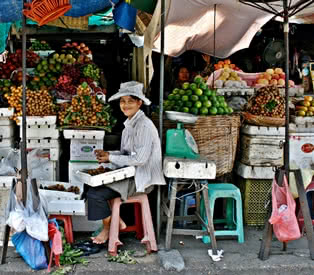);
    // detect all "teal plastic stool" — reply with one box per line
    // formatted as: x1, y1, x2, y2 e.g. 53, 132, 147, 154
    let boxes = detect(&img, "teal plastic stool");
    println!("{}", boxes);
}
200, 183, 244, 244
